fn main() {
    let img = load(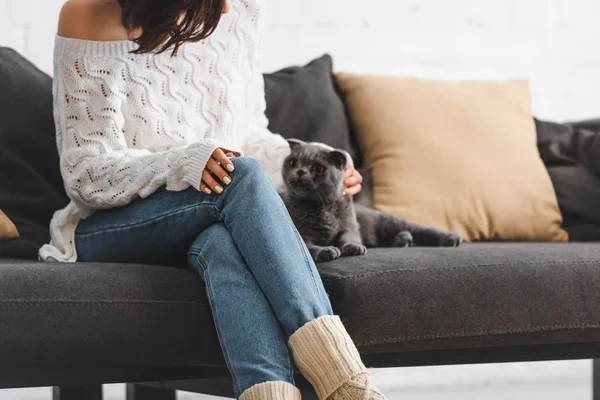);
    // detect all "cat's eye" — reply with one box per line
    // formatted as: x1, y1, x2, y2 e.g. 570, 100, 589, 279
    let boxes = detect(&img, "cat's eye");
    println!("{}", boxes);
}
312, 164, 325, 174
288, 158, 298, 168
